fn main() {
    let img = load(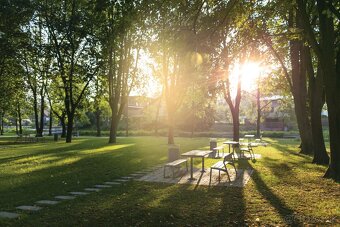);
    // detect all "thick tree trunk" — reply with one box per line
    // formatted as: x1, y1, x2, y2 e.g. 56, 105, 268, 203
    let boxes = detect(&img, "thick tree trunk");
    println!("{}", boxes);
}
316, 0, 340, 181
109, 114, 117, 143
231, 109, 240, 142
65, 112, 74, 143
289, 26, 313, 155
167, 104, 175, 144
60, 116, 66, 138
309, 62, 329, 165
